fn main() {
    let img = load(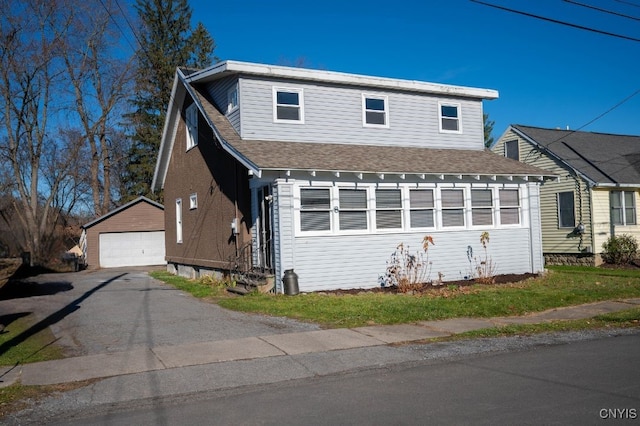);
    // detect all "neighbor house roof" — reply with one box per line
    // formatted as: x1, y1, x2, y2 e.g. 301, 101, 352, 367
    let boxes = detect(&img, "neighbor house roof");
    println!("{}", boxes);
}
511, 125, 640, 187
152, 64, 553, 191
82, 196, 164, 229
